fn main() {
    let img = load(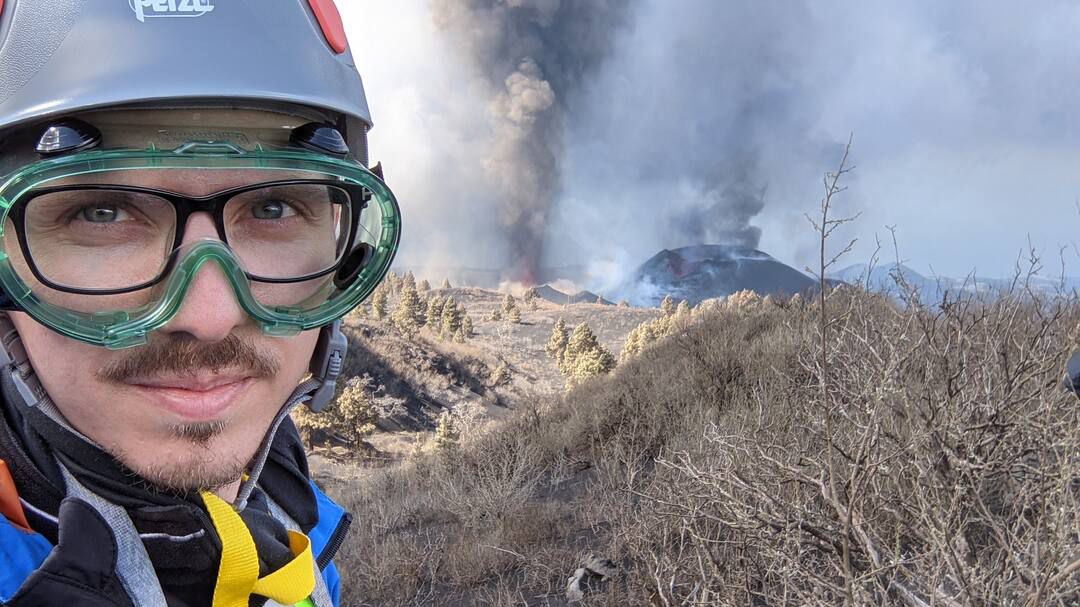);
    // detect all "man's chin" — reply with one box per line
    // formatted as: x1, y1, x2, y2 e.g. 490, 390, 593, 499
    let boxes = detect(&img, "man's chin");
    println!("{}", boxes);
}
122, 433, 249, 494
